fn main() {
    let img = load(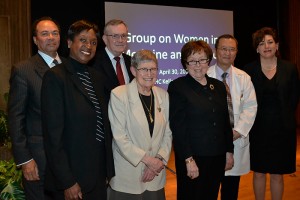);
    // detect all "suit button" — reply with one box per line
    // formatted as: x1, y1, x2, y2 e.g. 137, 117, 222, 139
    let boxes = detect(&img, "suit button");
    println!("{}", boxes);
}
209, 97, 212, 100
213, 122, 216, 126
212, 108, 215, 112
